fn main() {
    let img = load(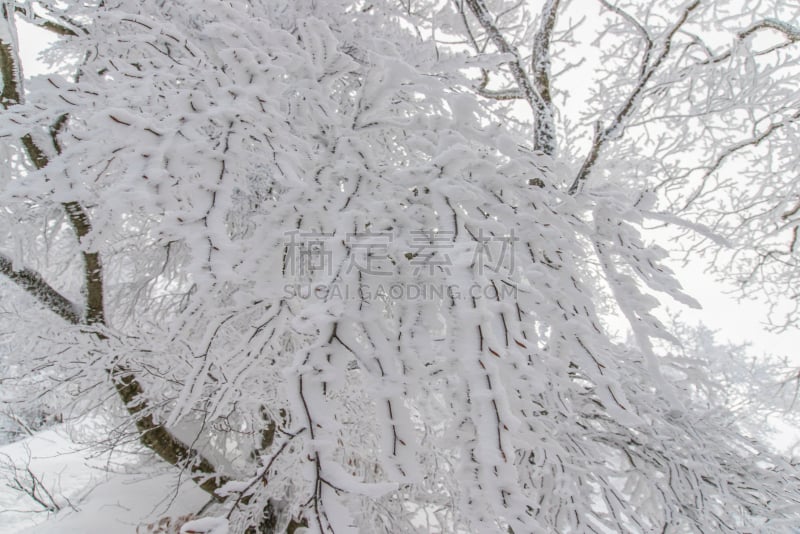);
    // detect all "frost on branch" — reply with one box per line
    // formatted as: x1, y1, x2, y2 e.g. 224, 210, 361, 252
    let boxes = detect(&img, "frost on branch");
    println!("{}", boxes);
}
1, 0, 800, 533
